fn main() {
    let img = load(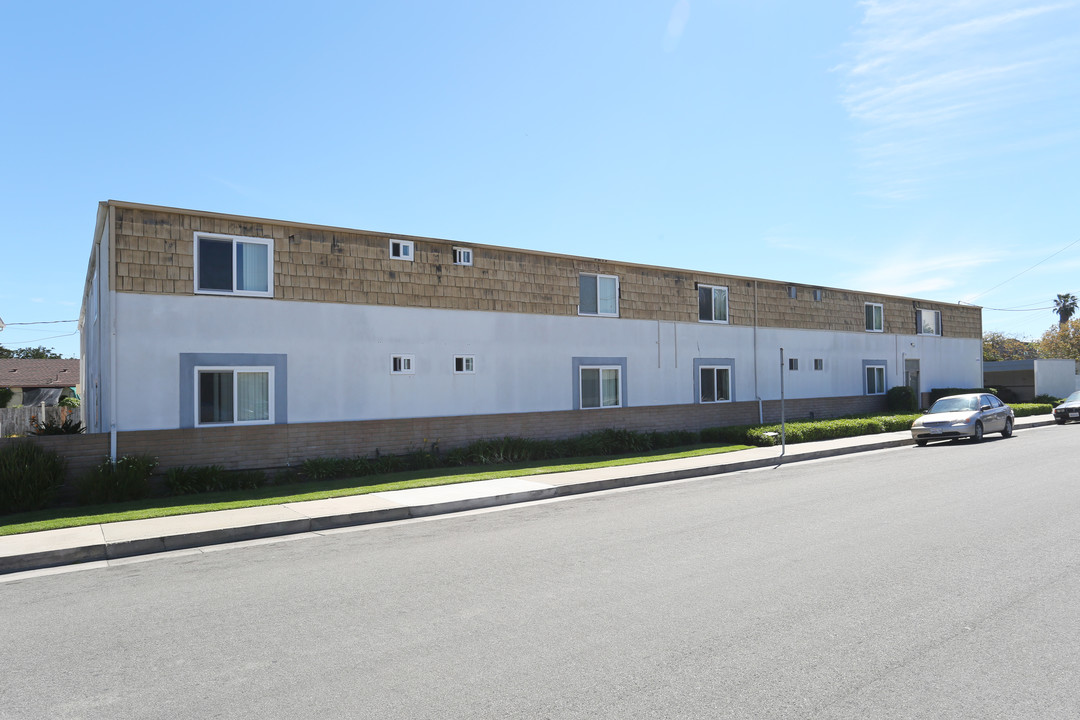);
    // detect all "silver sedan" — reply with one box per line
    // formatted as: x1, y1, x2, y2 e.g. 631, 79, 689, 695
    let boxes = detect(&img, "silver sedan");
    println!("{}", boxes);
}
910, 392, 1014, 446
